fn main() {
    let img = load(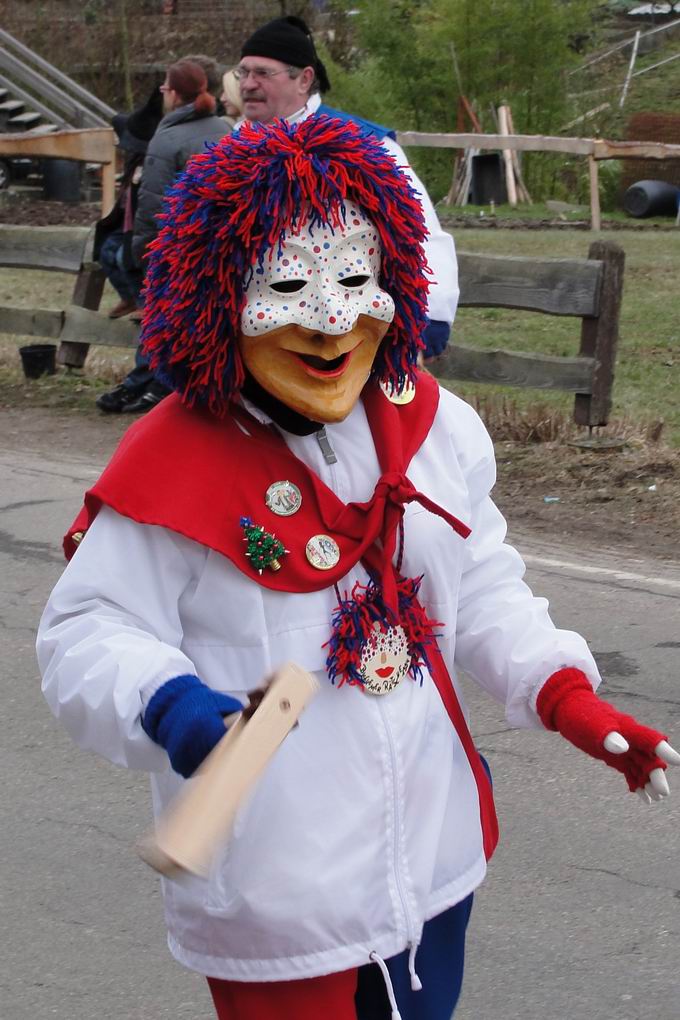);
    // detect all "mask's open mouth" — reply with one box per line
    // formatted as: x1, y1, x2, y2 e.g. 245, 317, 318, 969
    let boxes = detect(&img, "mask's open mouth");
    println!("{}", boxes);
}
293, 348, 355, 379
